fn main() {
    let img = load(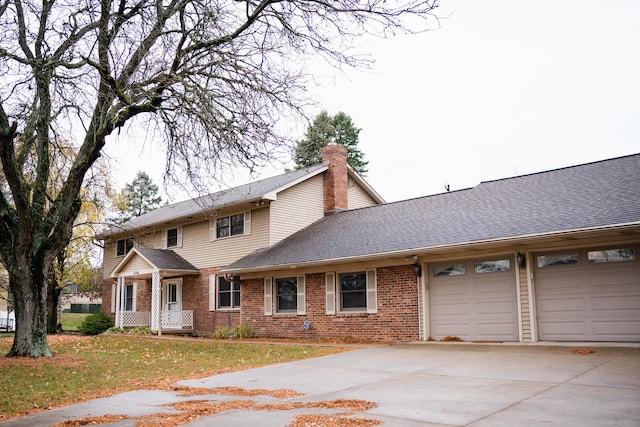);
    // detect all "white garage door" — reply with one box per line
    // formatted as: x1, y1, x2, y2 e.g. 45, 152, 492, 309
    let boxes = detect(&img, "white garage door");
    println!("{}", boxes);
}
429, 257, 519, 342
535, 247, 640, 342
